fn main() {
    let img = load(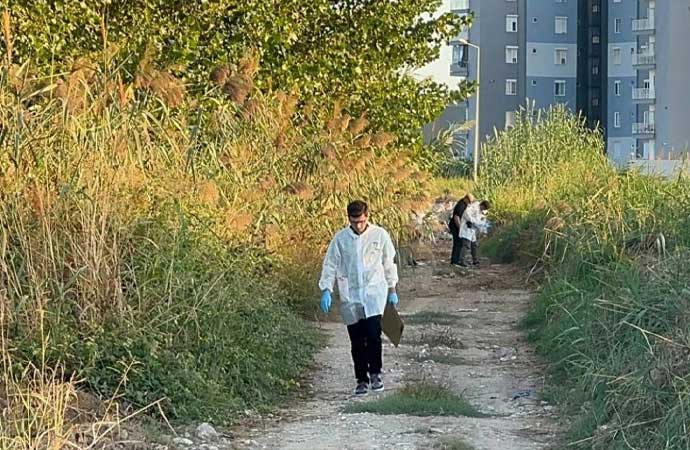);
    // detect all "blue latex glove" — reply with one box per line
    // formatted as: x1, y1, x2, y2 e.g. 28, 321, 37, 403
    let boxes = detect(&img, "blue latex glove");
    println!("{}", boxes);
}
320, 290, 332, 313
387, 292, 399, 306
